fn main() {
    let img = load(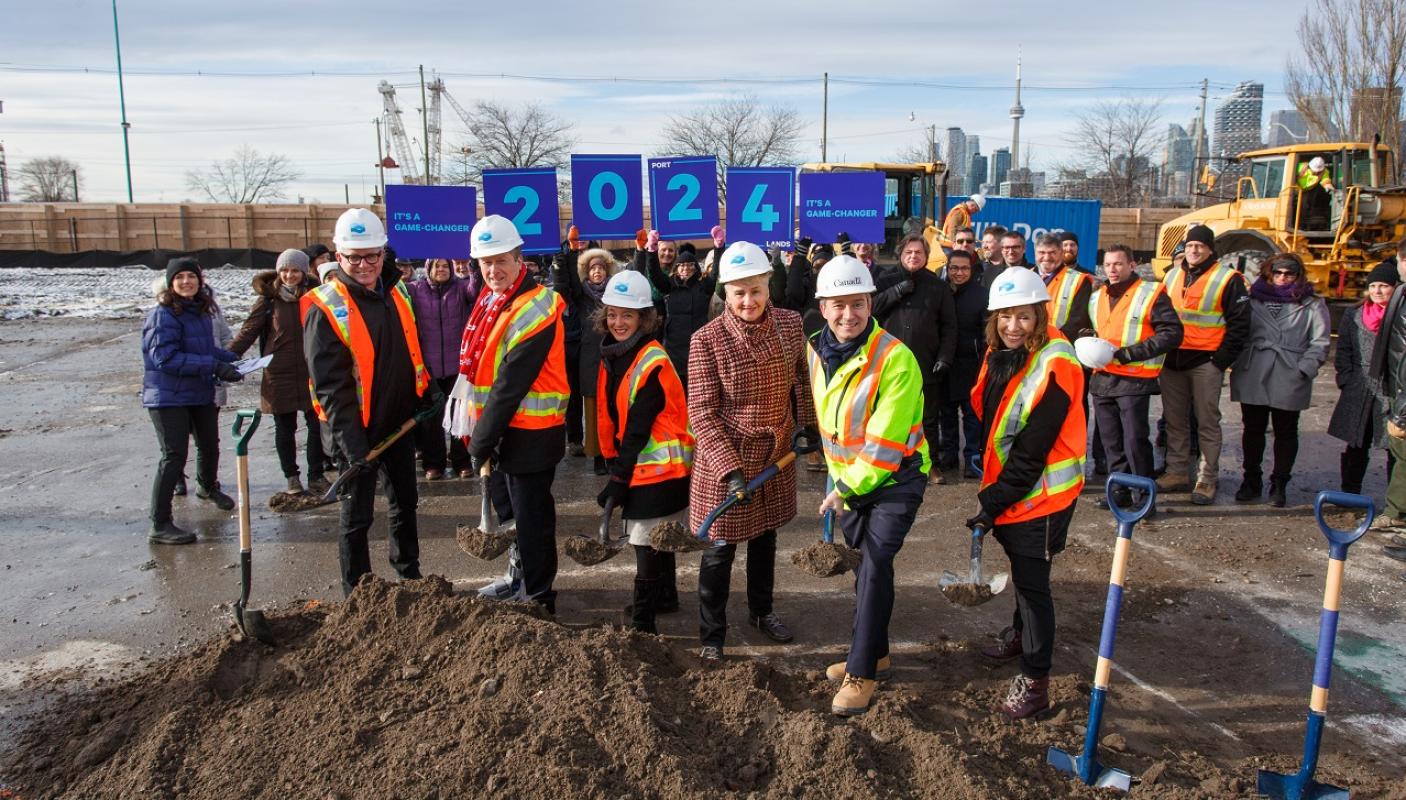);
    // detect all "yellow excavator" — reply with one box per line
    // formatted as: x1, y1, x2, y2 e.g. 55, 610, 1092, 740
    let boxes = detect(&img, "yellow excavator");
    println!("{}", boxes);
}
1151, 142, 1406, 299
799, 161, 953, 270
